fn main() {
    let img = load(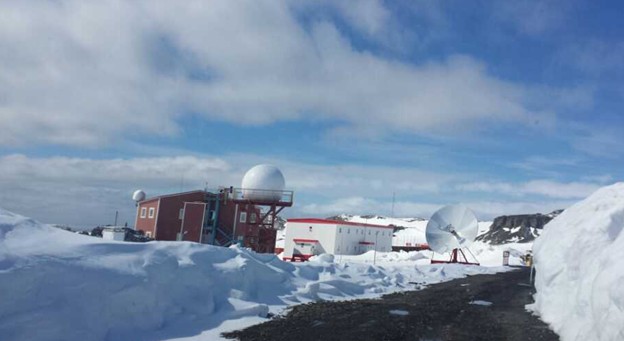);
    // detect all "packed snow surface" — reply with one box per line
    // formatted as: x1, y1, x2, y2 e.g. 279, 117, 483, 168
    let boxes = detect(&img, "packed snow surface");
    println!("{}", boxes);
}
0, 209, 507, 341
469, 300, 493, 306
530, 183, 624, 341
389, 309, 410, 316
